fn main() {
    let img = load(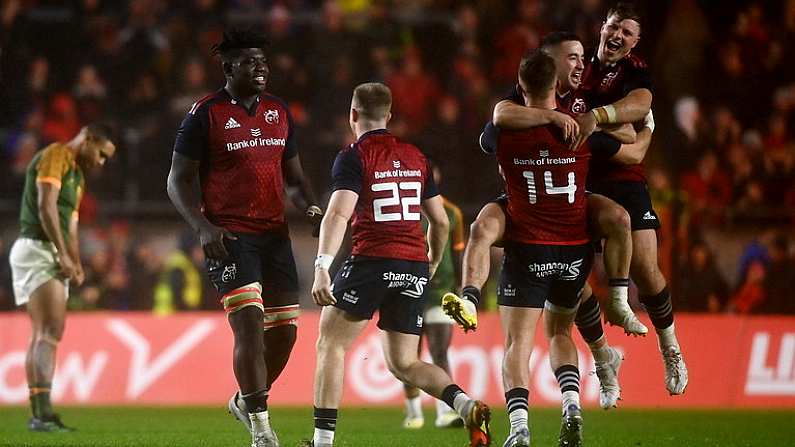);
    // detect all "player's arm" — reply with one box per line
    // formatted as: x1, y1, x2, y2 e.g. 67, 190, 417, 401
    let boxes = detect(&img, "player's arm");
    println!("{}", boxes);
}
67, 214, 84, 286
283, 154, 323, 235
312, 190, 357, 306
37, 182, 78, 281
493, 100, 579, 141
573, 88, 652, 150
600, 123, 636, 144
590, 110, 655, 164
422, 196, 449, 279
